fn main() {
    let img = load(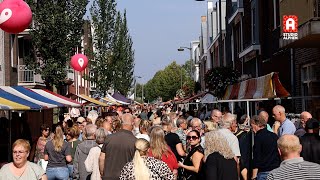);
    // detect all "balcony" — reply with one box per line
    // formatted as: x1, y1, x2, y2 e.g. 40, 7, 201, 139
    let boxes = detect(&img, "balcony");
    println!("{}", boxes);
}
18, 65, 45, 87
228, 0, 244, 24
